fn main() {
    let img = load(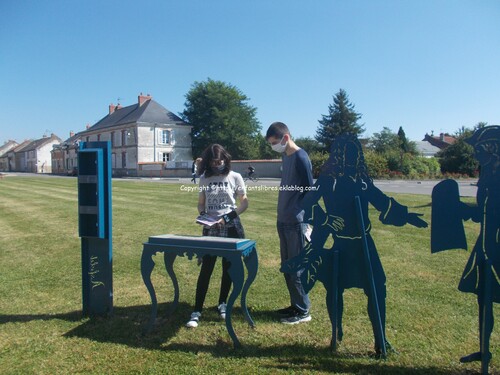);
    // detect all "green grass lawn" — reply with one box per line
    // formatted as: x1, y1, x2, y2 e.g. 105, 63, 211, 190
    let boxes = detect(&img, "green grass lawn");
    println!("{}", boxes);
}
0, 176, 498, 374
